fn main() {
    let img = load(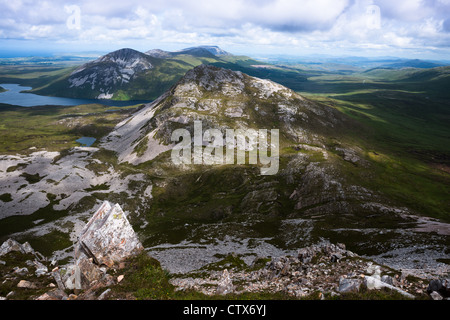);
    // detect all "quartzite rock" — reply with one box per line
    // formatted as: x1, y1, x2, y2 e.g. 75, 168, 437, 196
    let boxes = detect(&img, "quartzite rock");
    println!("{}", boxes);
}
75, 201, 144, 267
216, 269, 235, 295
338, 278, 361, 293
60, 201, 145, 290
0, 238, 44, 261
0, 239, 32, 256
427, 278, 450, 298
17, 280, 37, 289
36, 289, 68, 300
